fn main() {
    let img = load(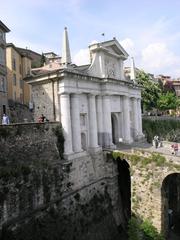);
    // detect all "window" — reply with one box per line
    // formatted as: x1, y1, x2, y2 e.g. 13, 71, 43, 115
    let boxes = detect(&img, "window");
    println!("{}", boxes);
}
3, 105, 6, 114
12, 58, 16, 70
0, 47, 5, 65
0, 31, 5, 41
13, 74, 16, 86
19, 64, 22, 74
14, 91, 16, 100
20, 79, 23, 88
1, 77, 5, 91
27, 67, 30, 75
20, 93, 23, 103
